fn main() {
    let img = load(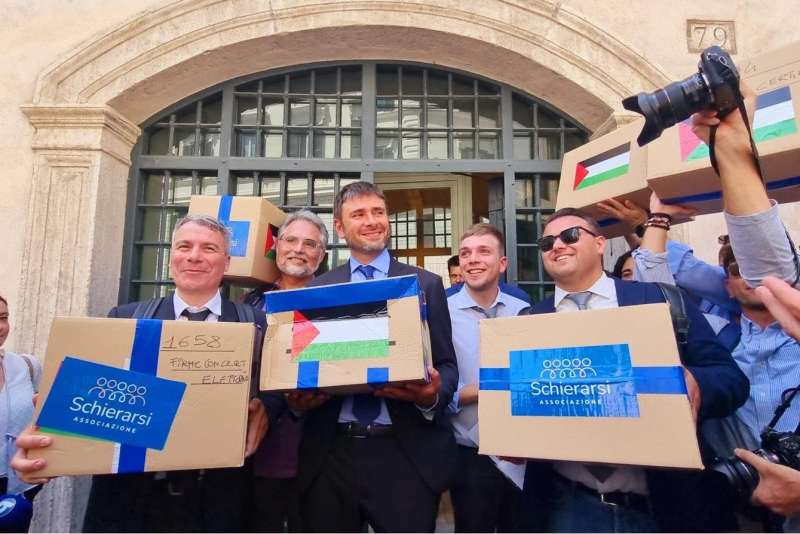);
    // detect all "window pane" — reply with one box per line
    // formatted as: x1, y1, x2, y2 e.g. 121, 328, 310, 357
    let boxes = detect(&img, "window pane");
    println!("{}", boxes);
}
236, 175, 256, 196
341, 101, 361, 127
478, 133, 499, 159
517, 246, 540, 281
200, 176, 218, 195
141, 208, 164, 242
286, 177, 309, 206
376, 134, 399, 159
428, 71, 448, 95
512, 96, 533, 128
376, 98, 399, 128
313, 177, 335, 206
263, 98, 285, 126
401, 99, 422, 128
237, 96, 259, 125
377, 66, 398, 95
237, 80, 260, 92
479, 81, 499, 95
313, 131, 336, 158
143, 174, 165, 204
262, 76, 285, 93
167, 175, 193, 204
453, 132, 474, 159
236, 129, 258, 157
202, 97, 222, 124
428, 133, 447, 159
565, 132, 585, 153
401, 133, 421, 160
515, 179, 534, 209
175, 103, 197, 124
341, 132, 361, 159
260, 176, 282, 204
513, 134, 532, 159
452, 99, 473, 128
516, 213, 536, 243
341, 66, 362, 95
287, 130, 309, 157
315, 68, 337, 94
147, 128, 170, 155
452, 75, 473, 96
537, 131, 561, 159
402, 67, 424, 95
427, 99, 448, 128
136, 246, 167, 280
172, 128, 196, 156
200, 129, 220, 156
264, 131, 283, 158
540, 177, 559, 209
537, 106, 560, 128
289, 100, 311, 126
478, 99, 500, 128
290, 72, 311, 93
315, 99, 337, 127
